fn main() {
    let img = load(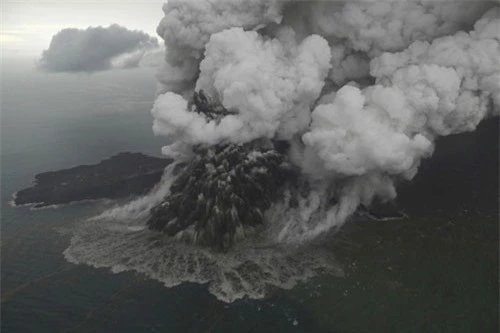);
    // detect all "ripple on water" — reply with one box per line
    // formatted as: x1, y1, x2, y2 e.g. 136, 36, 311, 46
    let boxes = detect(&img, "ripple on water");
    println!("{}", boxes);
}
63, 162, 344, 302
64, 214, 343, 302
